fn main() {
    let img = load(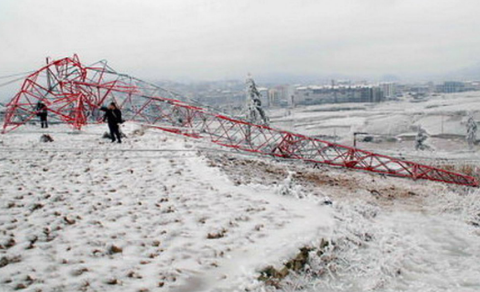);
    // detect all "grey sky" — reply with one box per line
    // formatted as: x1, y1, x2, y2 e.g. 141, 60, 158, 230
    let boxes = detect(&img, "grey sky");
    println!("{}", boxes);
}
1, 0, 480, 81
